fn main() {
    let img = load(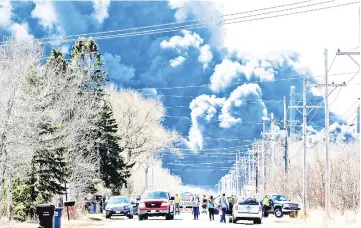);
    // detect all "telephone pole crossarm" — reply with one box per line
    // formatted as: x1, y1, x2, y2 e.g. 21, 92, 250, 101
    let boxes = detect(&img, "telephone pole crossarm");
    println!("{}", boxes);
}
336, 51, 360, 67
314, 83, 347, 87
289, 105, 322, 109
336, 51, 360, 55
